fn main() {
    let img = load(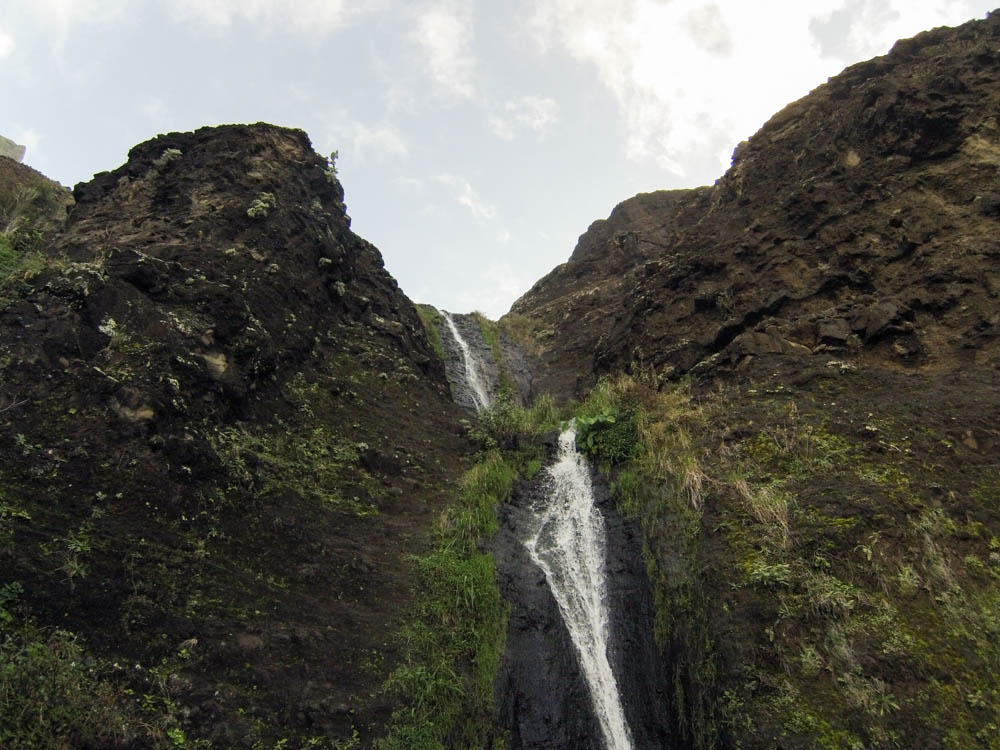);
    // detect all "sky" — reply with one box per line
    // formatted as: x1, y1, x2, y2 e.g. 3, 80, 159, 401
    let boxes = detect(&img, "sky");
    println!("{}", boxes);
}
1, 1, 995, 318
